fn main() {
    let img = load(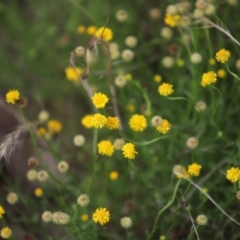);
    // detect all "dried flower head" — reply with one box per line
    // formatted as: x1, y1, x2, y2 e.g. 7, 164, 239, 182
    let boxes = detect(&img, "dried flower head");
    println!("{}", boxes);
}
37, 170, 49, 182
77, 194, 90, 207
186, 137, 199, 149
26, 169, 37, 181
166, 4, 178, 14
160, 27, 173, 39
195, 101, 207, 112
17, 97, 27, 108
92, 208, 110, 225
114, 138, 125, 150
196, 214, 208, 226
52, 211, 70, 225
179, 16, 191, 28
201, 71, 217, 87
0, 227, 12, 239
151, 116, 163, 127
92, 92, 109, 108
109, 171, 119, 180
236, 190, 240, 200
158, 83, 174, 96
120, 216, 132, 228
215, 48, 230, 63
121, 49, 134, 62
204, 3, 215, 15
42, 211, 52, 222
196, 0, 208, 10
190, 52, 202, 64
73, 135, 85, 147
115, 75, 127, 88
129, 114, 147, 132
95, 27, 113, 41
149, 8, 161, 20
6, 90, 20, 104
188, 163, 202, 176
38, 110, 50, 122
162, 56, 174, 68
28, 157, 39, 167
156, 119, 171, 134
116, 9, 128, 22
6, 192, 18, 205
226, 167, 240, 183
172, 165, 190, 179
122, 143, 138, 160
75, 46, 85, 57
58, 161, 69, 173
98, 140, 114, 157
125, 36, 138, 48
